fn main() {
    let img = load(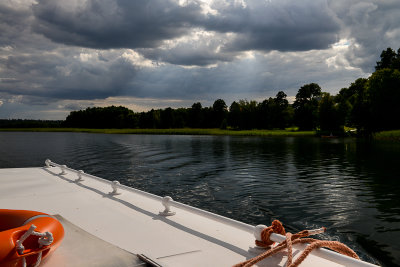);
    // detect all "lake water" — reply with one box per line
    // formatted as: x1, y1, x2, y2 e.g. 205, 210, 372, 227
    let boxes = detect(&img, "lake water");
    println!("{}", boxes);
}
0, 132, 399, 266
